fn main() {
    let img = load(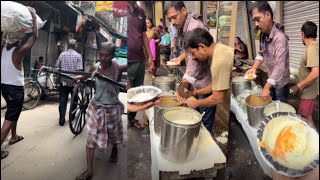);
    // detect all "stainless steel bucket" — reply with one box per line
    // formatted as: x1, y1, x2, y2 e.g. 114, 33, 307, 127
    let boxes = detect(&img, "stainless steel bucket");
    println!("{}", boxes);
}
153, 96, 181, 136
245, 94, 272, 129
160, 107, 202, 163
152, 76, 176, 95
232, 77, 252, 98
